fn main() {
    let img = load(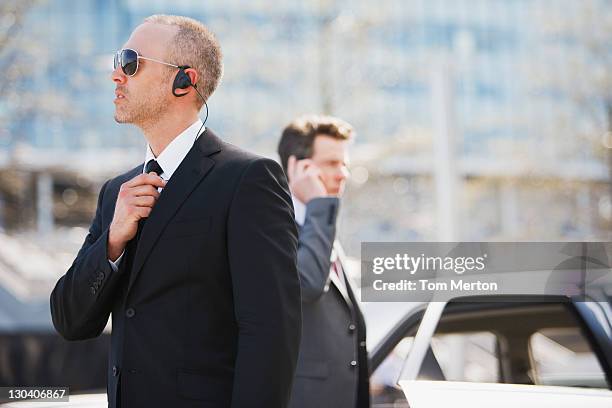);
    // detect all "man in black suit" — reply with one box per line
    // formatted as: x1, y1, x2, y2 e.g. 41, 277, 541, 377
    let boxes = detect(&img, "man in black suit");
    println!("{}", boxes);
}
50, 15, 301, 408
278, 116, 370, 408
